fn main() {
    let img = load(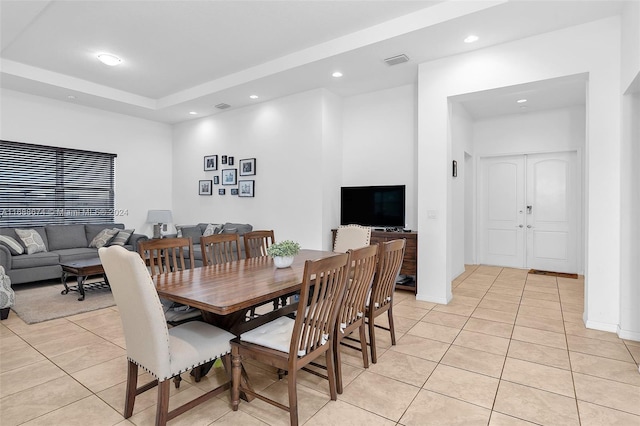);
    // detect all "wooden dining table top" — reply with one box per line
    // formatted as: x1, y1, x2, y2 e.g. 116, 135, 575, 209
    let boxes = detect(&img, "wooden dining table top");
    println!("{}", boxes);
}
153, 249, 337, 316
